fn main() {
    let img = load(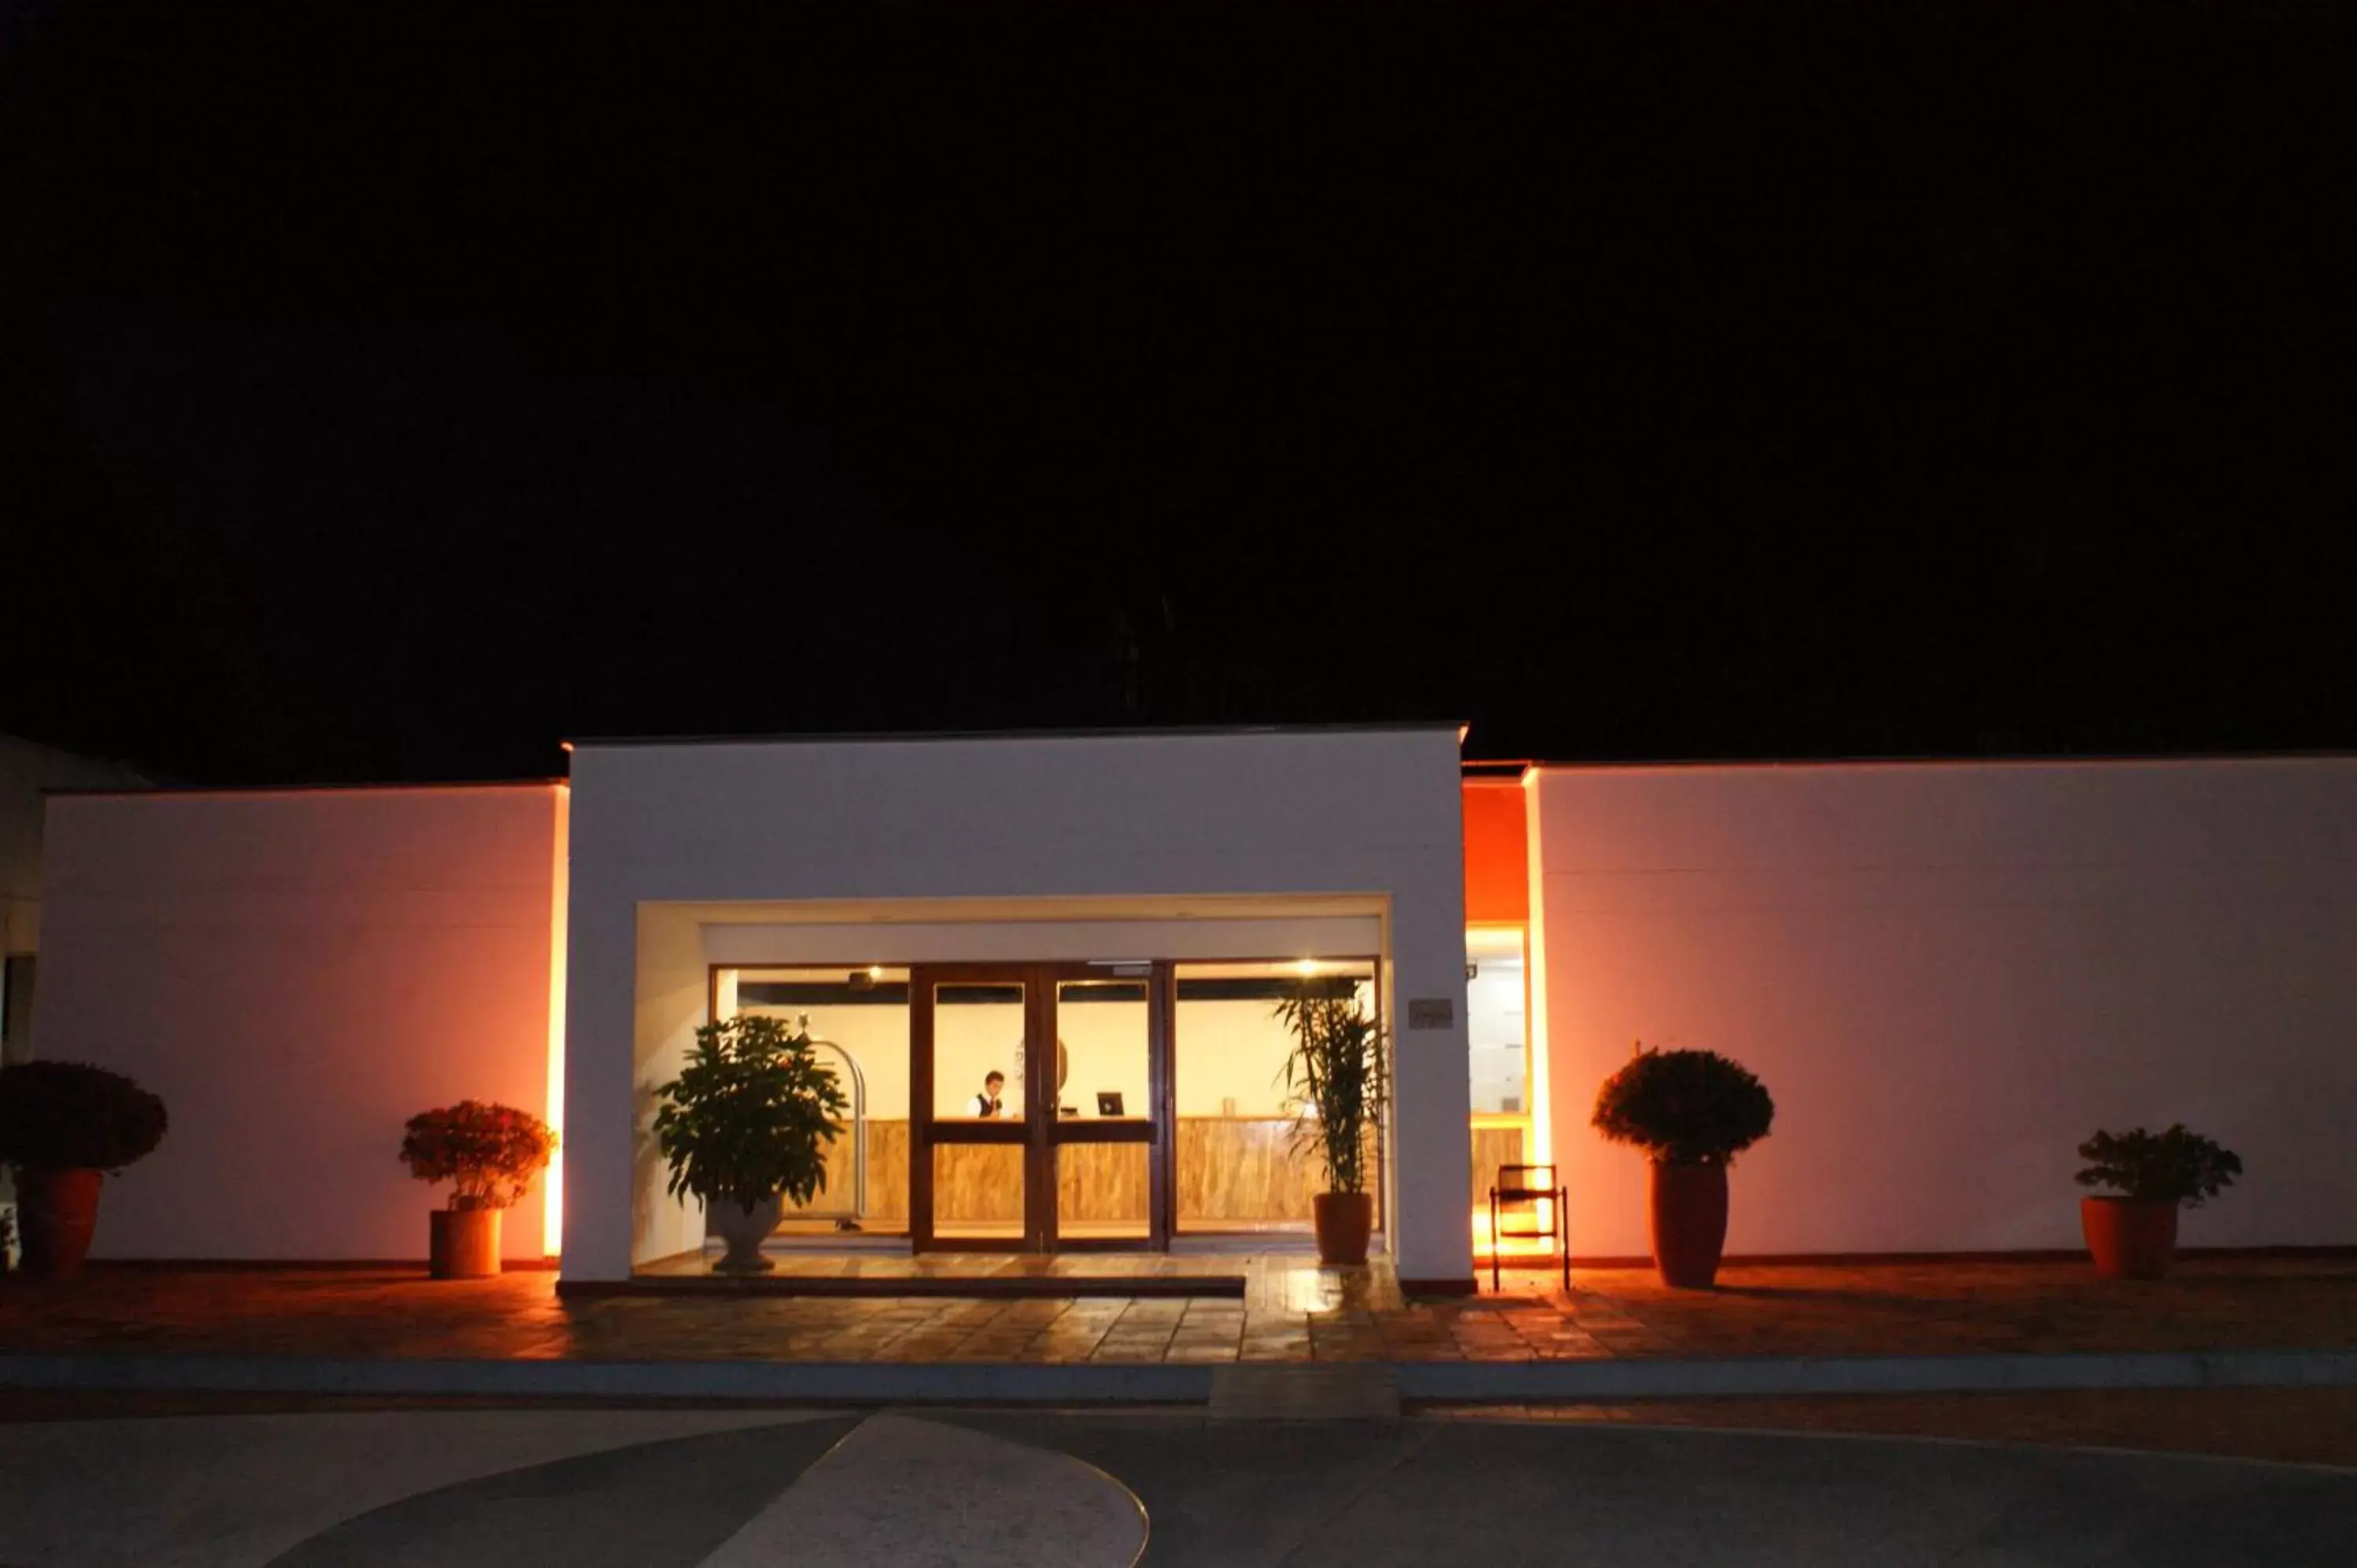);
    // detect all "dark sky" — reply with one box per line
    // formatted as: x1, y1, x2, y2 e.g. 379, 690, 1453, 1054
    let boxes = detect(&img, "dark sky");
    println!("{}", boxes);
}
4, 4, 2353, 785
